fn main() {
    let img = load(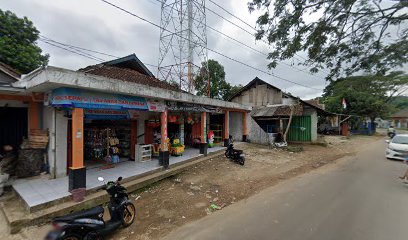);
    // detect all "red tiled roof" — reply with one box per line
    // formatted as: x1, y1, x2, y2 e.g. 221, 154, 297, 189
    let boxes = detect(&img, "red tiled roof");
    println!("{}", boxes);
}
79, 65, 181, 92
392, 108, 408, 118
